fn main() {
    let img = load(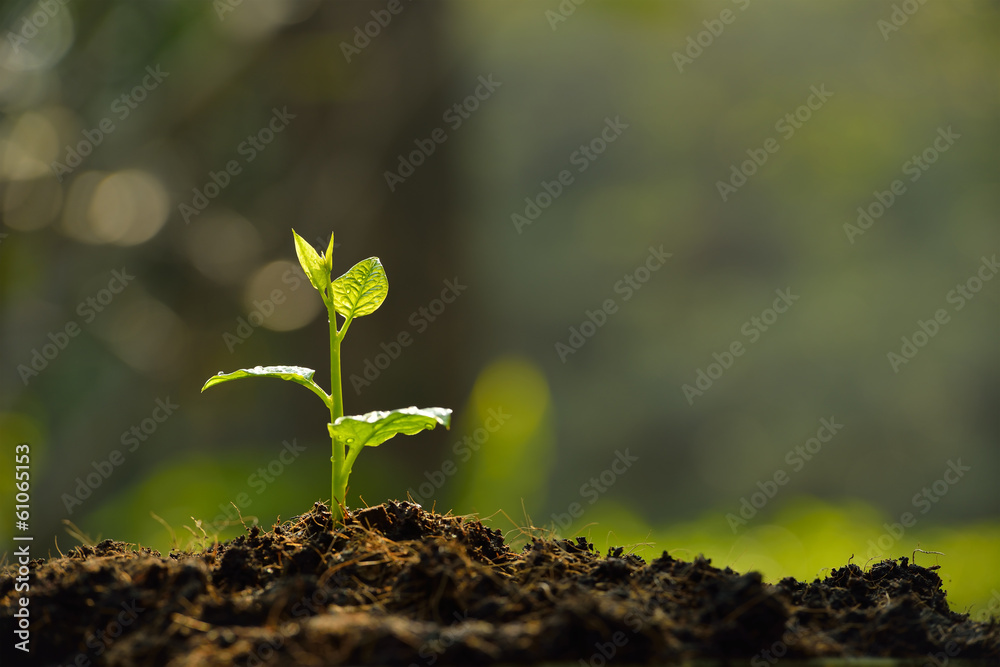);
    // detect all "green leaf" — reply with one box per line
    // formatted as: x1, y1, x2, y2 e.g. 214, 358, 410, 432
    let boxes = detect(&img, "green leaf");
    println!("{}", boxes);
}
332, 257, 387, 322
201, 365, 330, 405
292, 229, 331, 298
324, 232, 335, 272
329, 406, 451, 449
